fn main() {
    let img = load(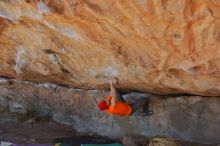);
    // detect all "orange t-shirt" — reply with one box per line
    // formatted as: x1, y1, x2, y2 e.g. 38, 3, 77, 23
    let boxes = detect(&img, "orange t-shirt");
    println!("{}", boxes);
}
106, 96, 132, 116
